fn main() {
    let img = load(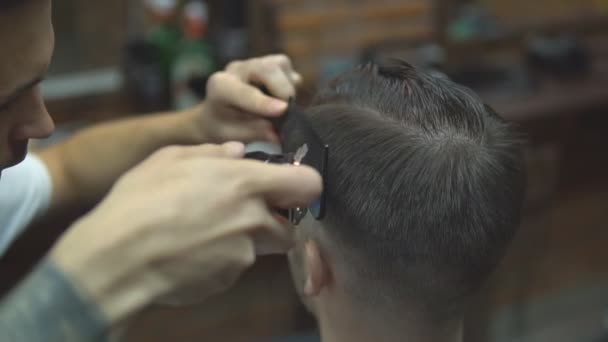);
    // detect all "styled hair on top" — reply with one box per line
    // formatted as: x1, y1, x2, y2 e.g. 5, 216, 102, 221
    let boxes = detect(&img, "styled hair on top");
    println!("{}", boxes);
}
286, 60, 525, 318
